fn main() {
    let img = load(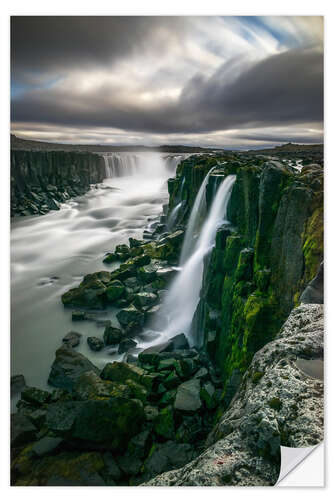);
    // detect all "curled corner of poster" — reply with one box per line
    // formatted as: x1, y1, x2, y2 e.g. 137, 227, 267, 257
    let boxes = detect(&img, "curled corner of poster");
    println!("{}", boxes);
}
276, 442, 324, 487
